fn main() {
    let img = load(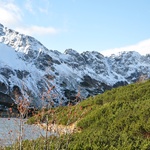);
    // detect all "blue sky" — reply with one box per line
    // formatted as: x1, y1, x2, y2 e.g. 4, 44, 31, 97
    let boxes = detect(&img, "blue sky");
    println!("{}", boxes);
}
0, 0, 150, 55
